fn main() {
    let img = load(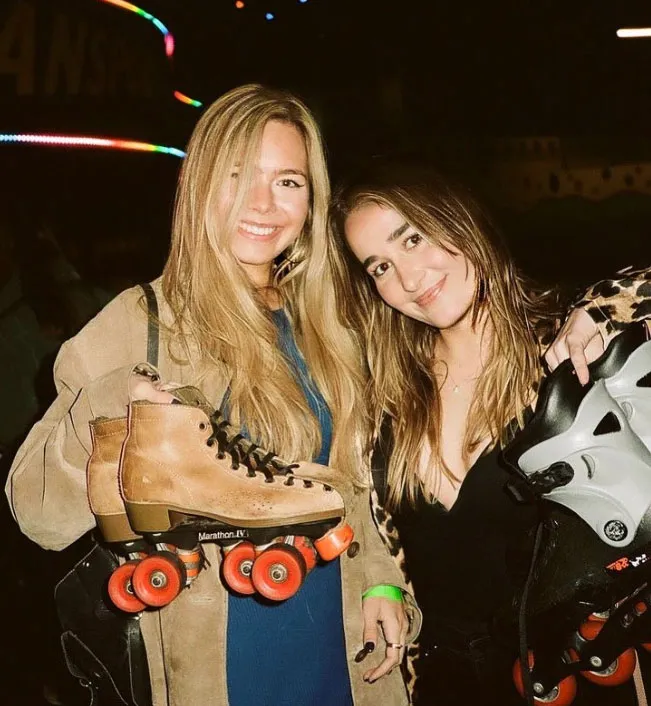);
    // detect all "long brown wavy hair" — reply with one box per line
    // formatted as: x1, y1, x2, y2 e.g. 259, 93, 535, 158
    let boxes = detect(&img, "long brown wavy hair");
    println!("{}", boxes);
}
161, 84, 367, 480
331, 164, 562, 507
